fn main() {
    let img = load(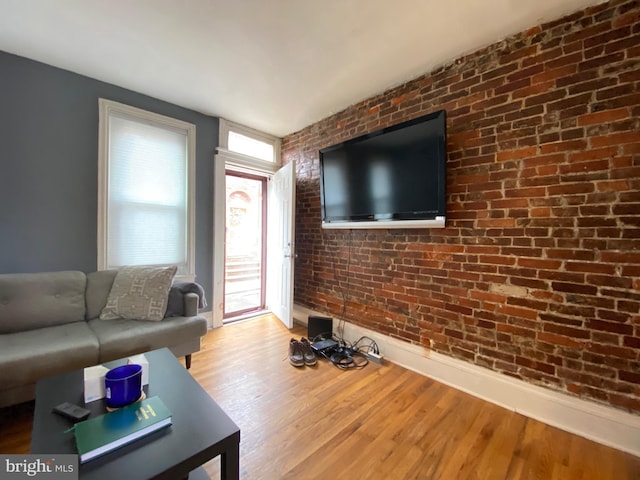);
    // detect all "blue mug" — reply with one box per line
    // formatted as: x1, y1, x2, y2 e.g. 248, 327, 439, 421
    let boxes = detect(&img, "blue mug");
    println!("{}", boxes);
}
104, 364, 142, 408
